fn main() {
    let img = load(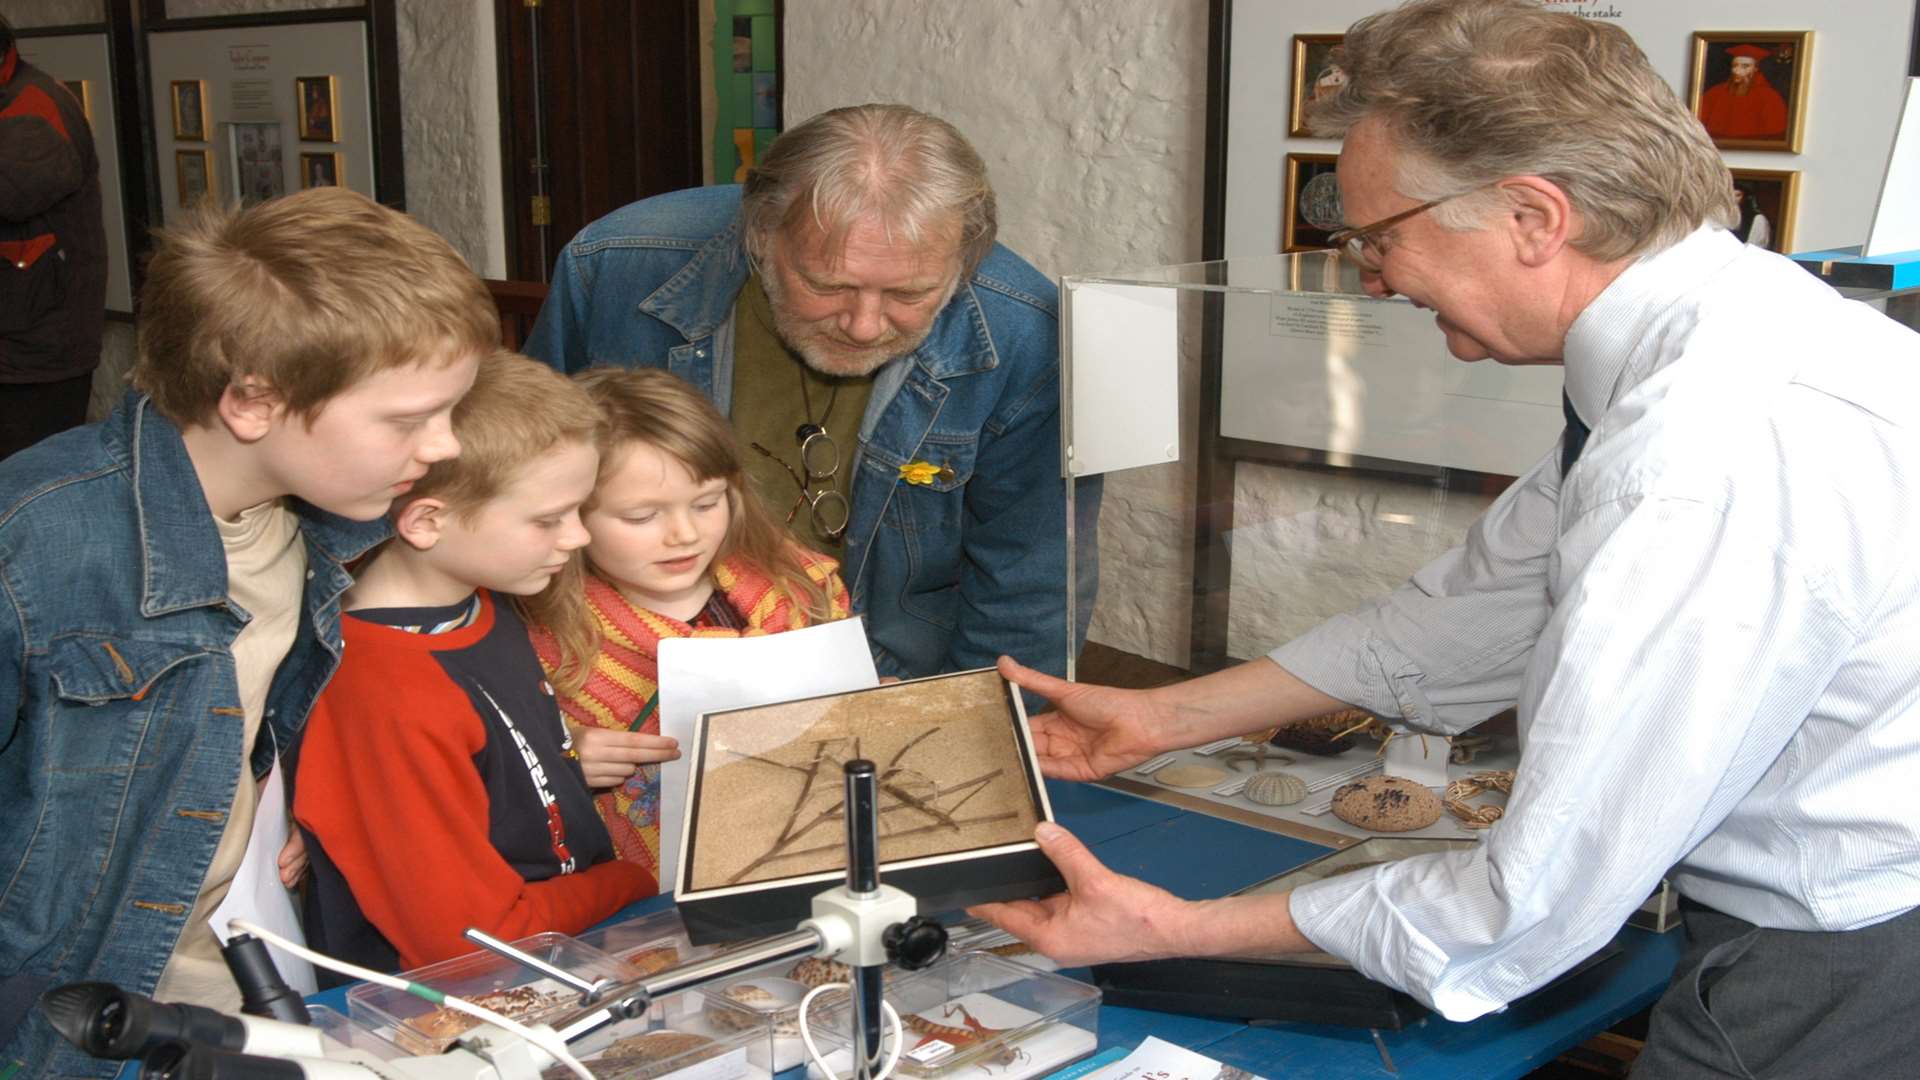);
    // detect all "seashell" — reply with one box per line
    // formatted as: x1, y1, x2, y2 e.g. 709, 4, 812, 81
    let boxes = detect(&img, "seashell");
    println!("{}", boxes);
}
788, 956, 853, 988
1330, 775, 1443, 832
1243, 770, 1308, 807
707, 983, 781, 1032
623, 943, 681, 977
1156, 763, 1229, 788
